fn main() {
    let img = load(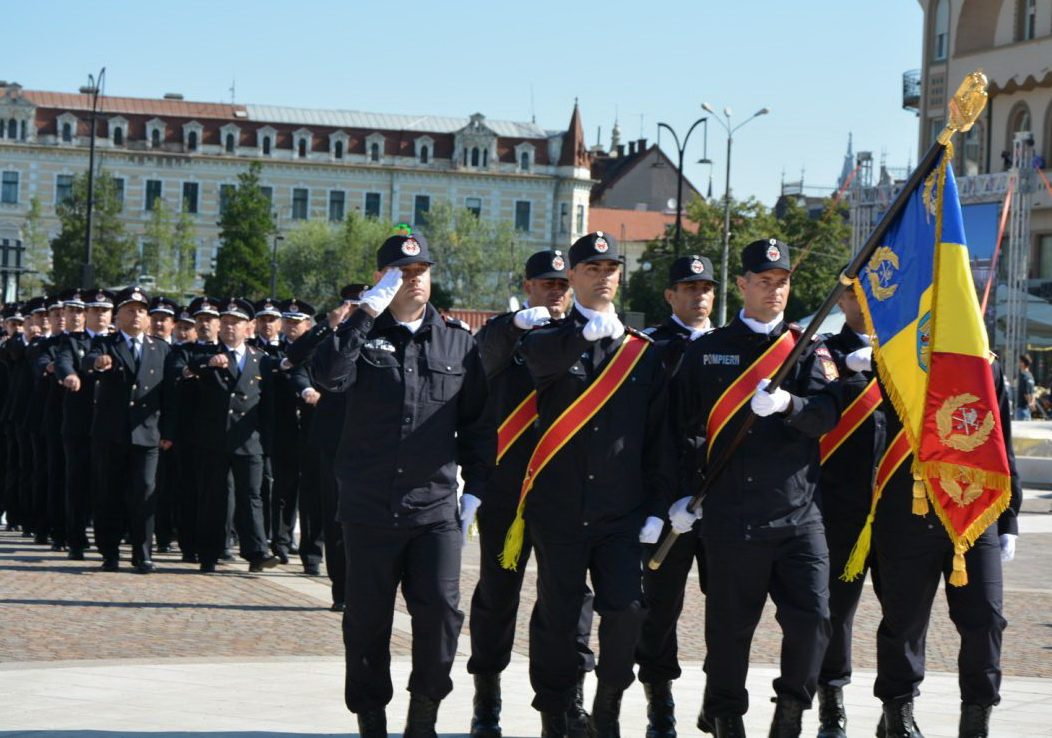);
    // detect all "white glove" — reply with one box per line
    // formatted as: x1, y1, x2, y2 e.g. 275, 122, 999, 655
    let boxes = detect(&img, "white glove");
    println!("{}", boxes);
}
582, 312, 625, 342
751, 378, 792, 417
359, 268, 403, 316
999, 533, 1016, 562
639, 516, 664, 544
513, 306, 552, 330
668, 496, 700, 534
459, 493, 481, 546
845, 346, 873, 373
